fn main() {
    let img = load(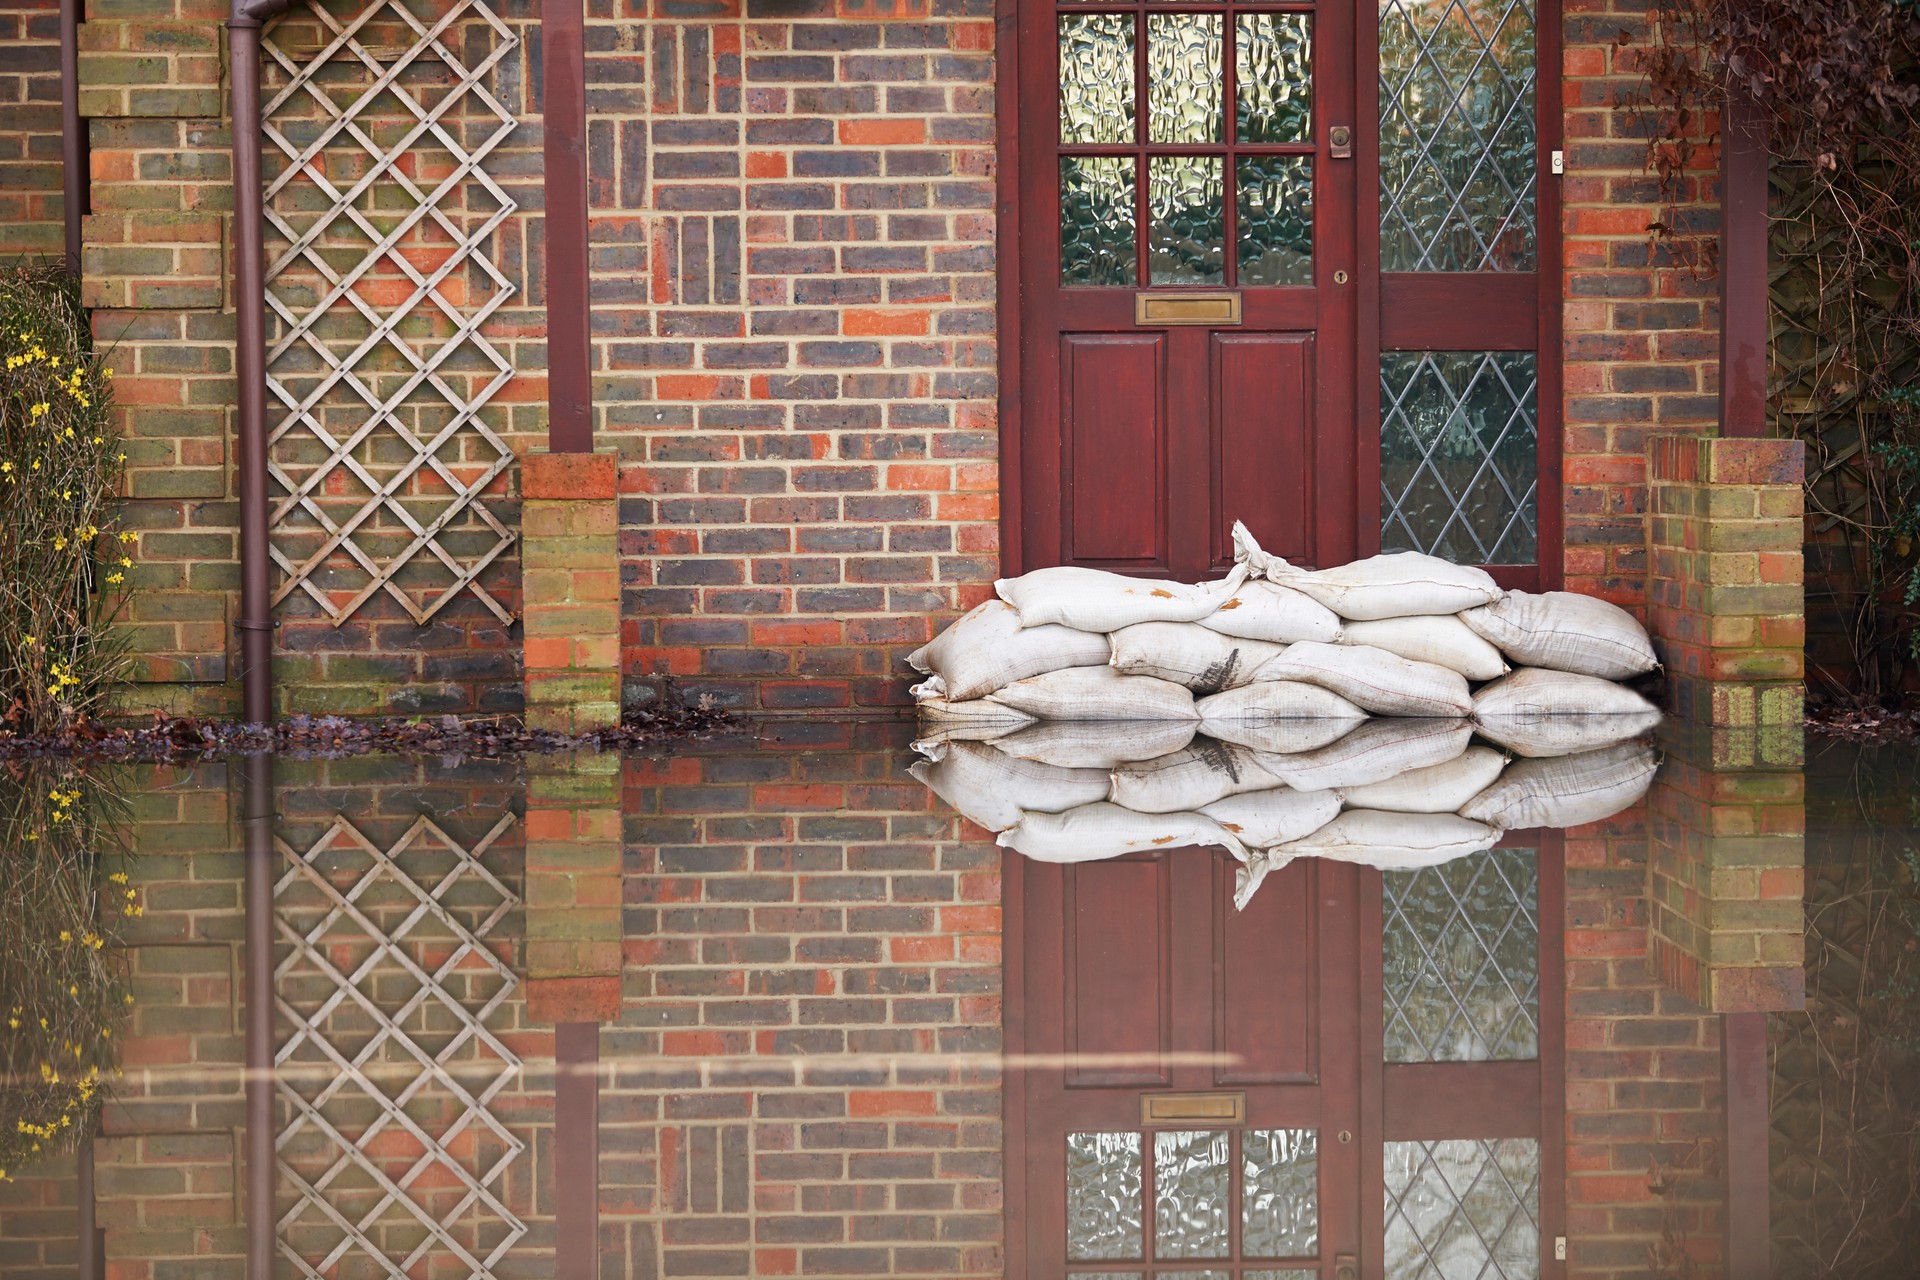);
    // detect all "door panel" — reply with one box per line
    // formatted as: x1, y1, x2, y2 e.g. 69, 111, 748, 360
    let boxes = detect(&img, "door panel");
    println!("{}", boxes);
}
1063, 332, 1170, 570
1211, 332, 1313, 570
1066, 856, 1173, 1088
